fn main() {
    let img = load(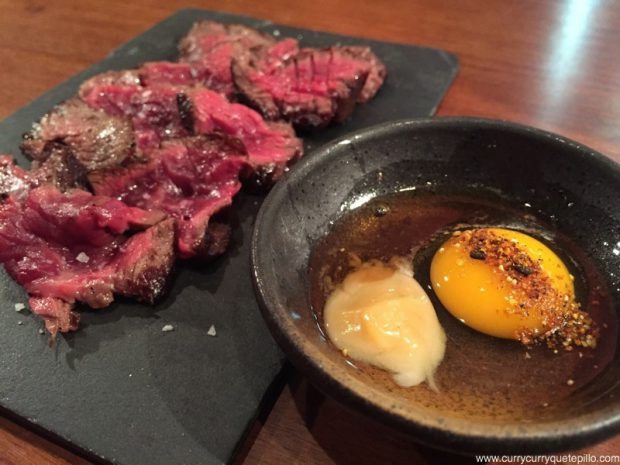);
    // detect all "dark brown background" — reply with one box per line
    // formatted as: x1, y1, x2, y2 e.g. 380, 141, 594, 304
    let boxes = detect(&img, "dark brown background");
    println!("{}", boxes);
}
1, 0, 619, 464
